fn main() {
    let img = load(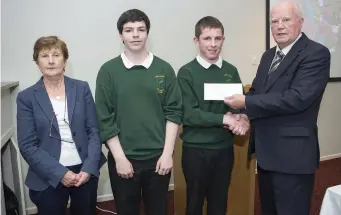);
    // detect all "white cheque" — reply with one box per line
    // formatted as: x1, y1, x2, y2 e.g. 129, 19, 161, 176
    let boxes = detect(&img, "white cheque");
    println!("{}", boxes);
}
204, 83, 243, 101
